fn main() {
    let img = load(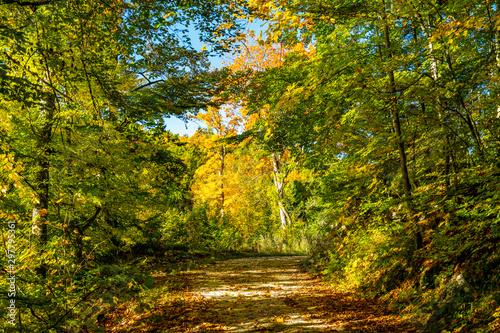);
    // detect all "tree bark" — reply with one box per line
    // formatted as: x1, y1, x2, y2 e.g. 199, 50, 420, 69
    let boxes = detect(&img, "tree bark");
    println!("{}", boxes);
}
31, 28, 56, 275
272, 153, 291, 229
419, 14, 451, 187
31, 90, 55, 278
382, 4, 411, 197
382, 0, 421, 250
218, 145, 225, 218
